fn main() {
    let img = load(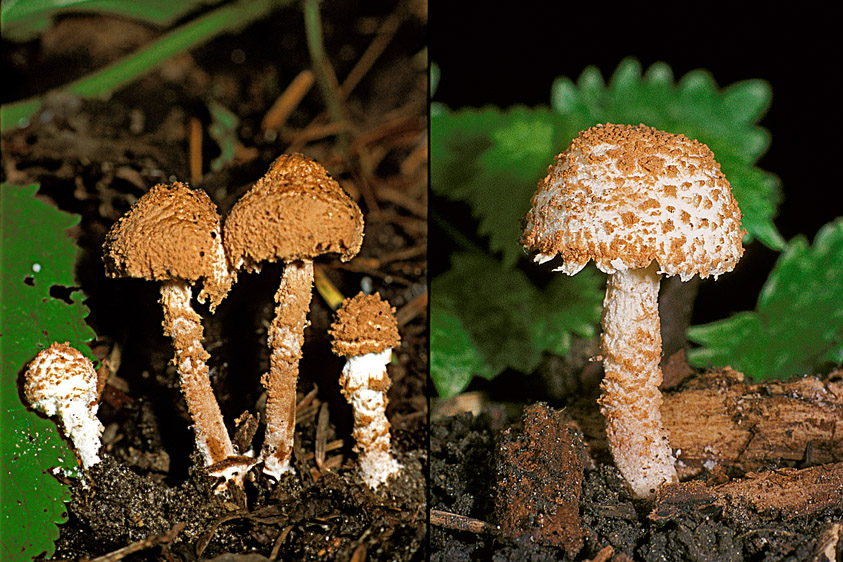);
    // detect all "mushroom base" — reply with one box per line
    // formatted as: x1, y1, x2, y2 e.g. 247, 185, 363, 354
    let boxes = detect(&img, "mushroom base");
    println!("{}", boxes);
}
598, 263, 678, 499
